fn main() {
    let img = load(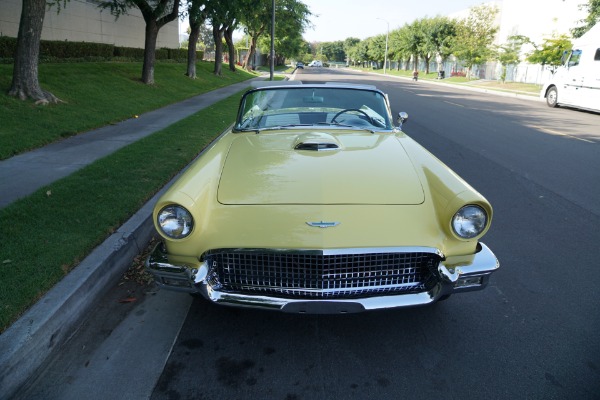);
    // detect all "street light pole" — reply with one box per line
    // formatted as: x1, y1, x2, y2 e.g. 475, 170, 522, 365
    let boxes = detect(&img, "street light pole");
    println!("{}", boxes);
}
376, 18, 389, 74
270, 0, 275, 81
